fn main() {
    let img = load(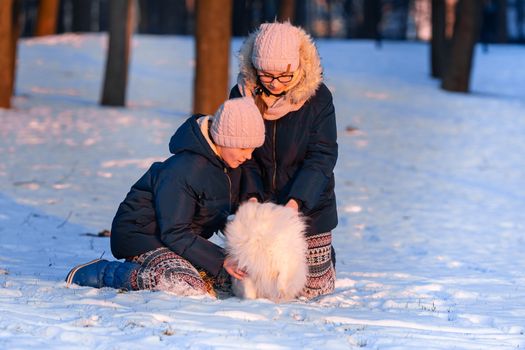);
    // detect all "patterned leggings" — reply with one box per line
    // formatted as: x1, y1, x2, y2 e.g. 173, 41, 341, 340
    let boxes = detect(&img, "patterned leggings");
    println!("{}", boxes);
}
126, 232, 336, 300
300, 231, 336, 299
127, 247, 222, 297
